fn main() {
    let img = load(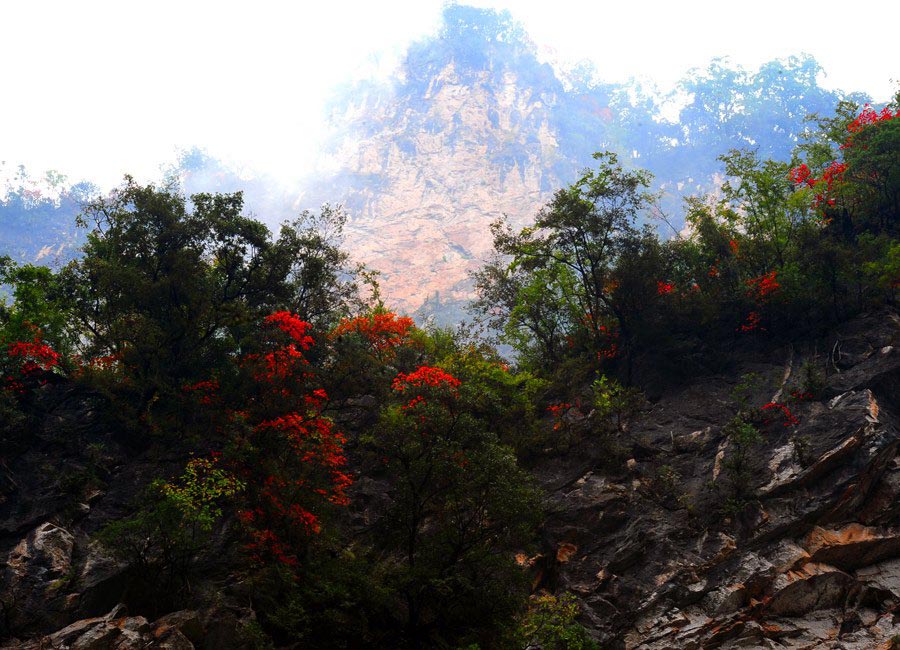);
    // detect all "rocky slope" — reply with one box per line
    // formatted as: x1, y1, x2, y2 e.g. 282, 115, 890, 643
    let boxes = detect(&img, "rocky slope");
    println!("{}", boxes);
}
0, 387, 256, 648
535, 309, 900, 648
2, 304, 898, 648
